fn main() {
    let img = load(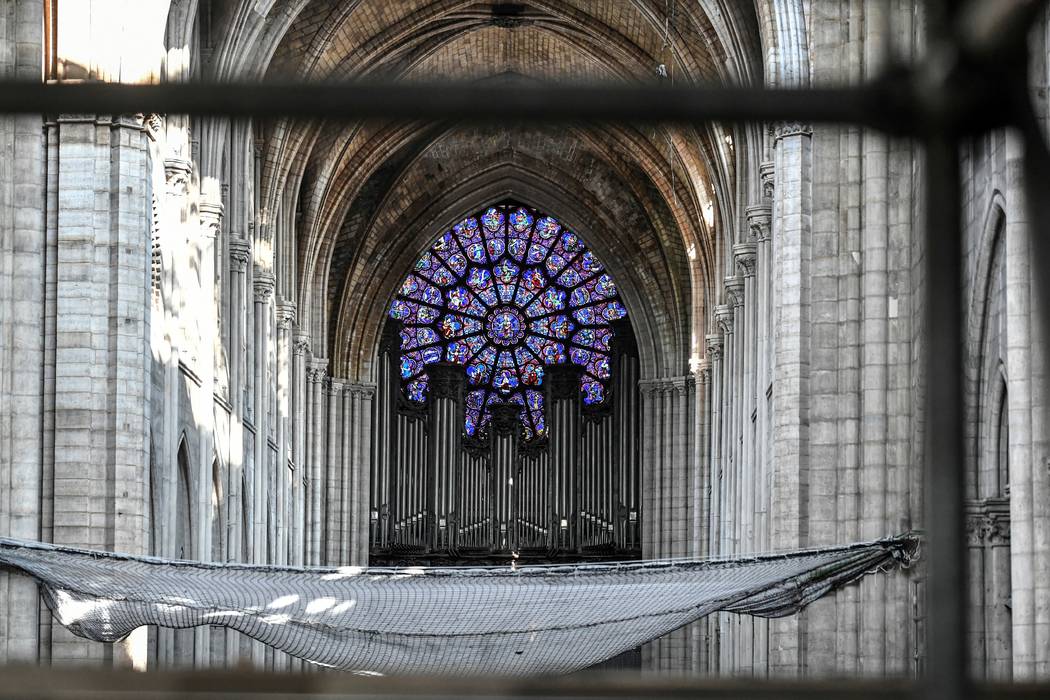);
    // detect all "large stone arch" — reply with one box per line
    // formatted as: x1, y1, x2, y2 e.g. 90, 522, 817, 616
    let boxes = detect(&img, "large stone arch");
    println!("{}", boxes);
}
332, 165, 679, 383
